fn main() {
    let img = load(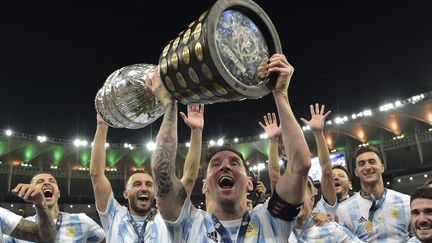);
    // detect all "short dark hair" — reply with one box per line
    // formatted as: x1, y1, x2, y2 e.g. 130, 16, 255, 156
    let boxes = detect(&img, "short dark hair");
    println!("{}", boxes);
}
126, 170, 152, 187
424, 178, 432, 187
204, 145, 249, 175
354, 145, 383, 164
332, 165, 352, 182
30, 171, 56, 184
410, 187, 432, 204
